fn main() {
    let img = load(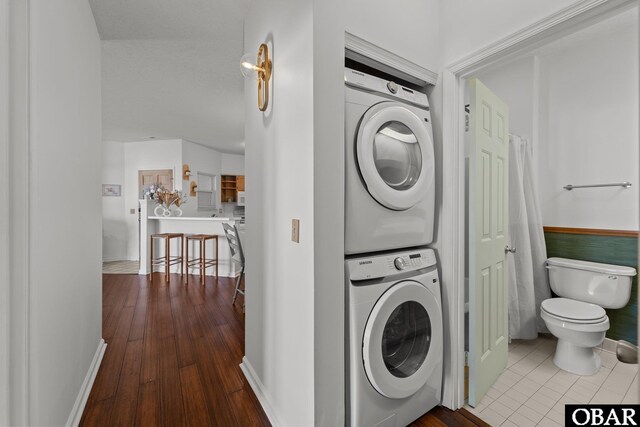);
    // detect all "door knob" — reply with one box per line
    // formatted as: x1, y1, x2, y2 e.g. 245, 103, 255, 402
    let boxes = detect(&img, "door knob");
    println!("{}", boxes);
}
505, 245, 516, 254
